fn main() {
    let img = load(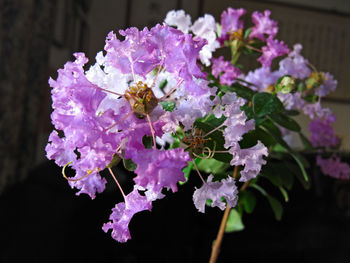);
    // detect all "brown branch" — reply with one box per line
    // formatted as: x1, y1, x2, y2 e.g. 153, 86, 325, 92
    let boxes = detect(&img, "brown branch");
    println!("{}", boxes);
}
208, 166, 239, 263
